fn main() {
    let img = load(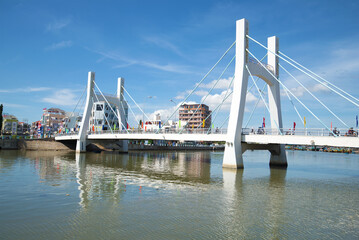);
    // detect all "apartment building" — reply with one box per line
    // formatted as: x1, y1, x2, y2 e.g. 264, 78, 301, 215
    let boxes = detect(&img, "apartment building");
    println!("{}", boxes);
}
179, 104, 211, 128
